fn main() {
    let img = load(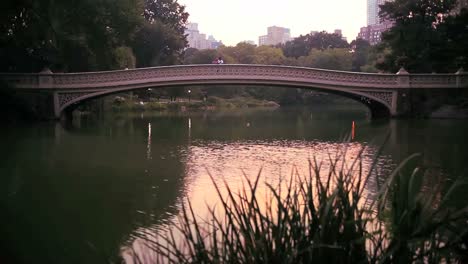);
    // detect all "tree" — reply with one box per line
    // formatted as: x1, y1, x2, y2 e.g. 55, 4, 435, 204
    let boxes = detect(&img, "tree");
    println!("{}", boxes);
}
0, 0, 143, 72
437, 8, 468, 70
143, 0, 188, 35
183, 48, 218, 64
377, 0, 460, 73
296, 48, 353, 71
133, 21, 186, 67
113, 46, 136, 69
133, 0, 189, 67
281, 31, 350, 58
251, 46, 286, 65
350, 39, 371, 72
218, 43, 257, 64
